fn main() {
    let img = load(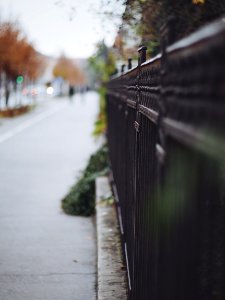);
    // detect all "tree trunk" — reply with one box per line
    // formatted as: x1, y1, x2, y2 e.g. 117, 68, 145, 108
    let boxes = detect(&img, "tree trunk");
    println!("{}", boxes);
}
5, 81, 10, 107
